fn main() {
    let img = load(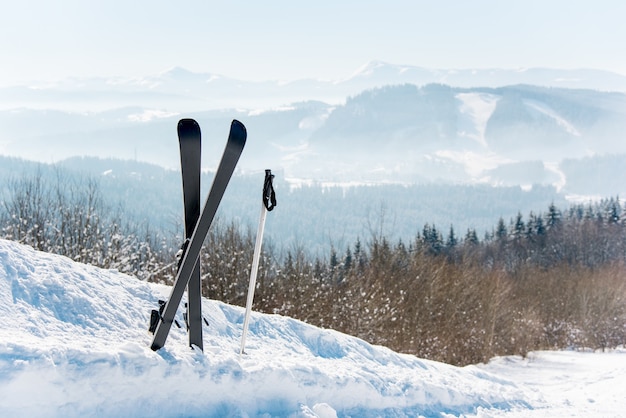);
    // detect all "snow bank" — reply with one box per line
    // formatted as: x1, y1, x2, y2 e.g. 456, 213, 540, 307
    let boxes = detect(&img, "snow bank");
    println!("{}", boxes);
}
0, 239, 623, 417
